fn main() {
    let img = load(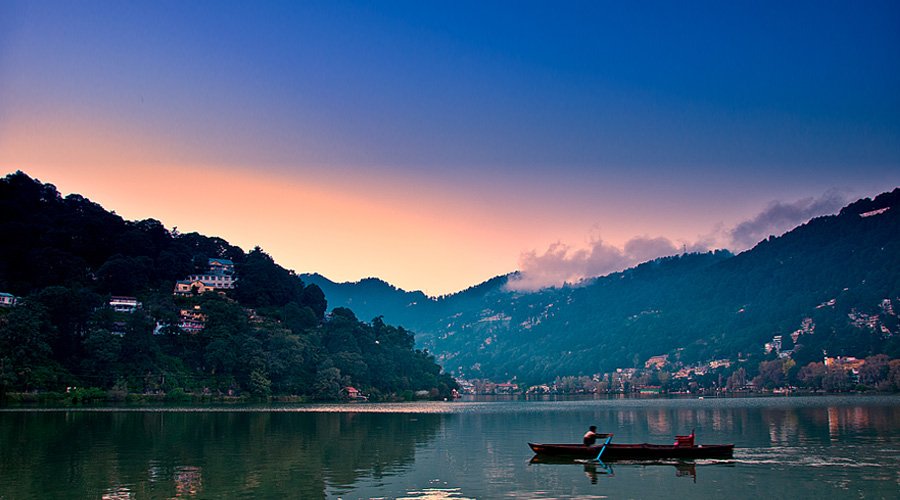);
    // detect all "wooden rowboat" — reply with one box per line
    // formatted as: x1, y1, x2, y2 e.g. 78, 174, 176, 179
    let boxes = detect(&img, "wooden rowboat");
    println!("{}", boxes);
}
528, 432, 734, 460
